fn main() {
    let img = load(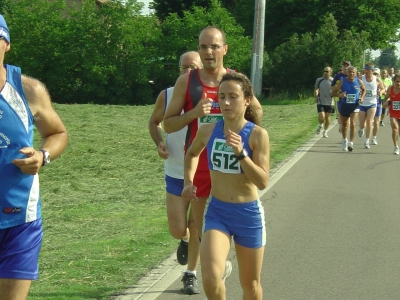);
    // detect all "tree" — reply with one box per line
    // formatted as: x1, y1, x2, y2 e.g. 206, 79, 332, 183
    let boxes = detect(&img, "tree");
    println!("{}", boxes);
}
378, 48, 398, 69
159, 0, 255, 84
4, 0, 162, 105
150, 0, 212, 20
264, 14, 368, 94
218, 0, 254, 37
264, 0, 400, 52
